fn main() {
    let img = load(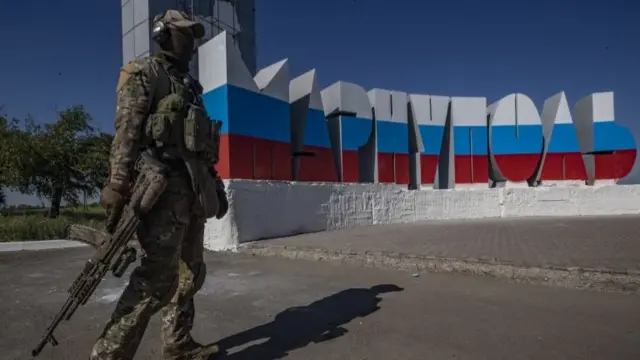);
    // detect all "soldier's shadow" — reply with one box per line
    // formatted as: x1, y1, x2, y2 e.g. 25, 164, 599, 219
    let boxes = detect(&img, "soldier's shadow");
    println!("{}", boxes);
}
215, 284, 404, 360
